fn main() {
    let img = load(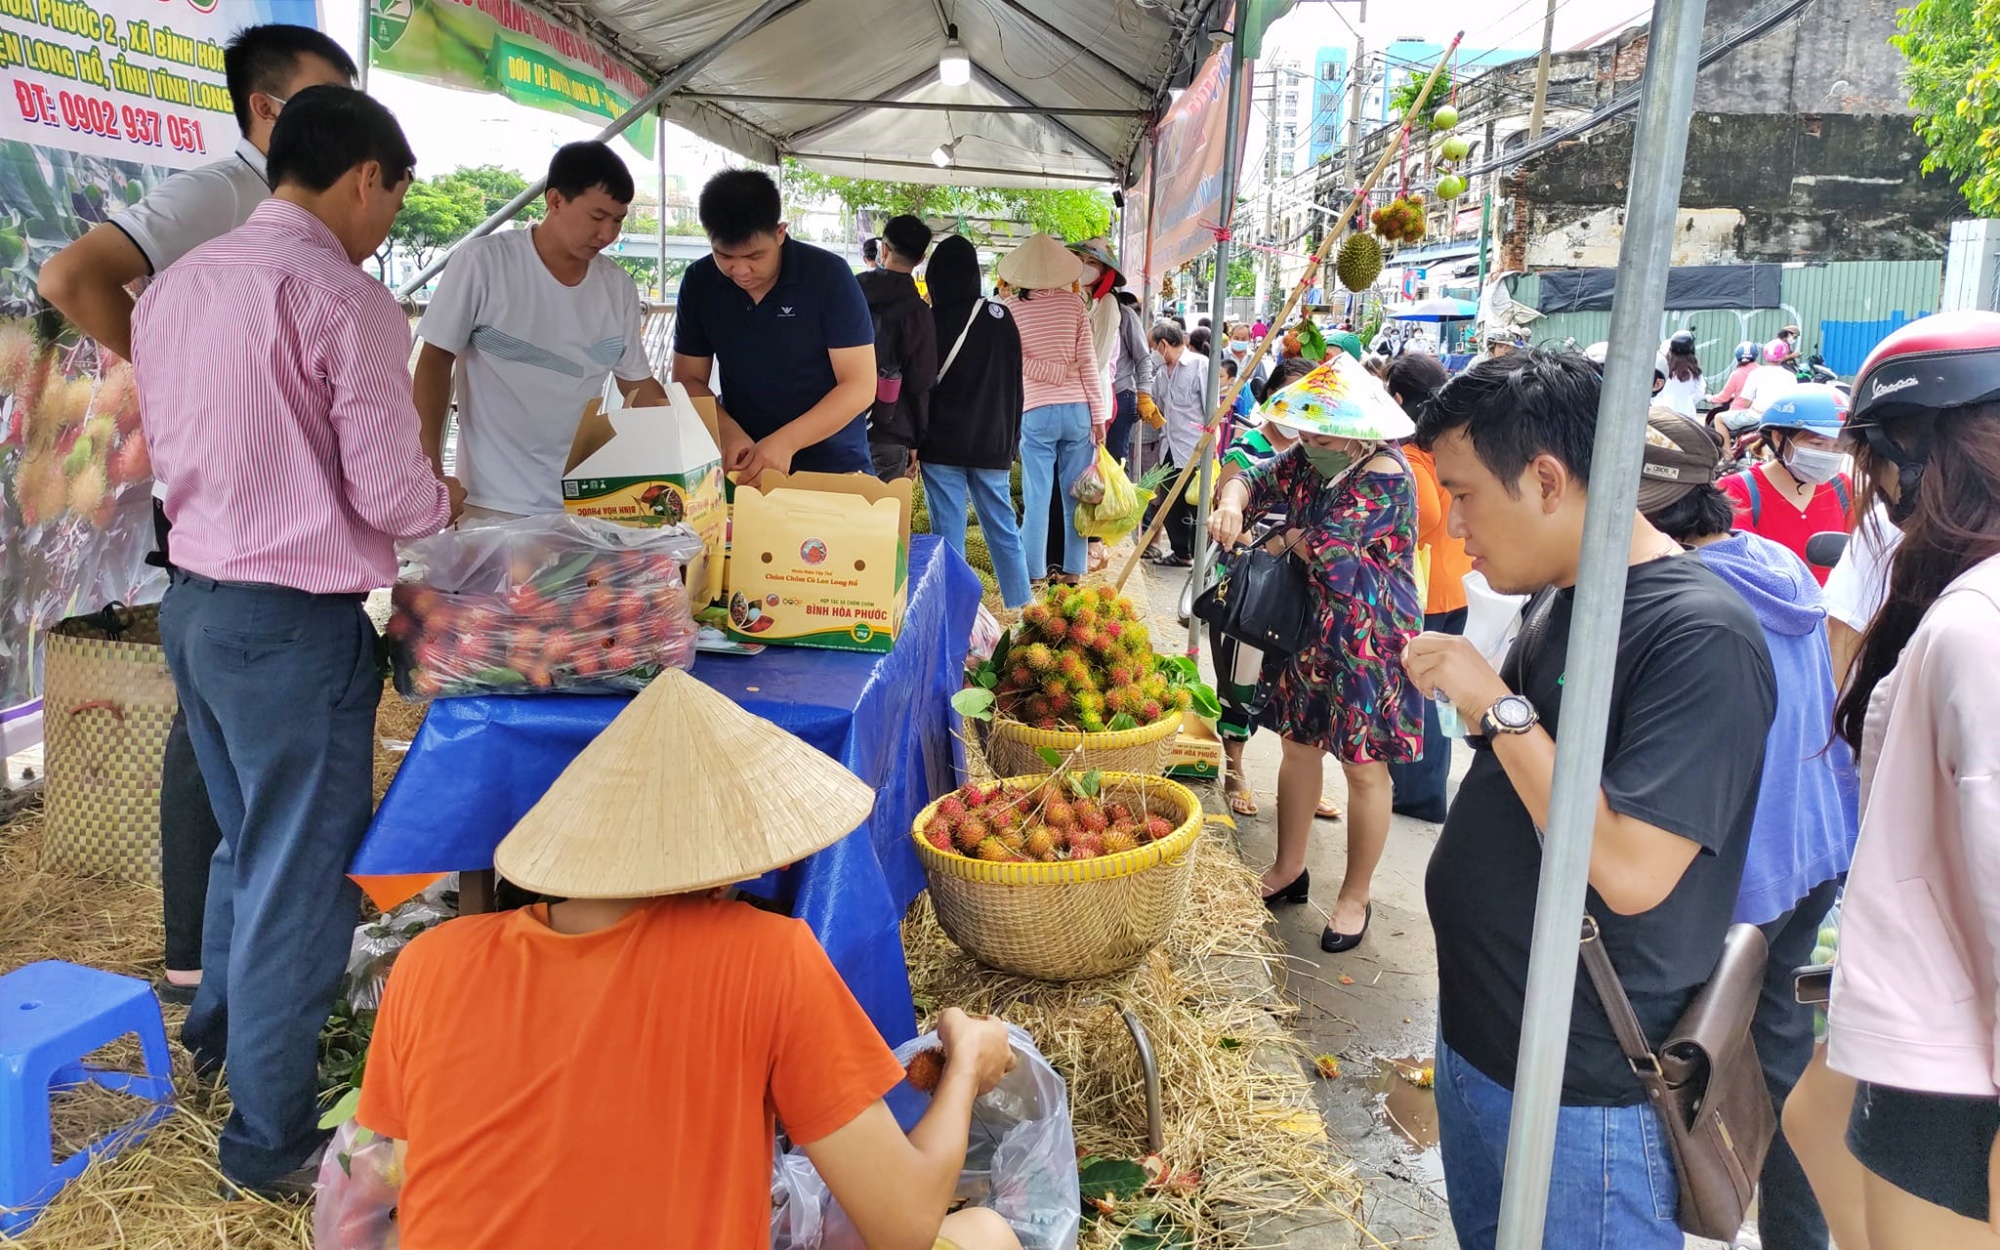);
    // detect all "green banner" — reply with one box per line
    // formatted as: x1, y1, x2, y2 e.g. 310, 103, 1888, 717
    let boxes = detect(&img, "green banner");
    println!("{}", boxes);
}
368, 0, 656, 158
